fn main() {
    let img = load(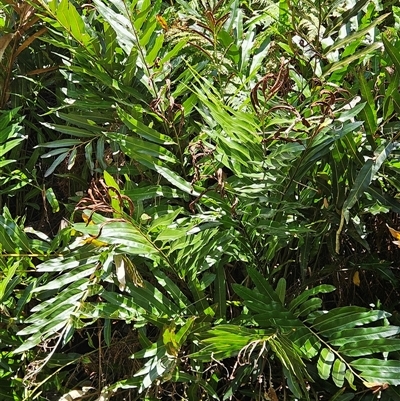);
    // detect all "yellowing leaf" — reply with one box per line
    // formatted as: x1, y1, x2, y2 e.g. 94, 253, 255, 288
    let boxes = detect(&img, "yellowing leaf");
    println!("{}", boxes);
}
363, 381, 389, 393
156, 15, 168, 31
82, 213, 95, 225
0, 33, 14, 63
83, 236, 108, 247
363, 381, 387, 388
353, 271, 360, 287
163, 323, 179, 356
387, 224, 400, 248
140, 213, 152, 223
268, 386, 279, 401
387, 224, 400, 240
114, 254, 126, 291
59, 387, 94, 401
113, 254, 143, 291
